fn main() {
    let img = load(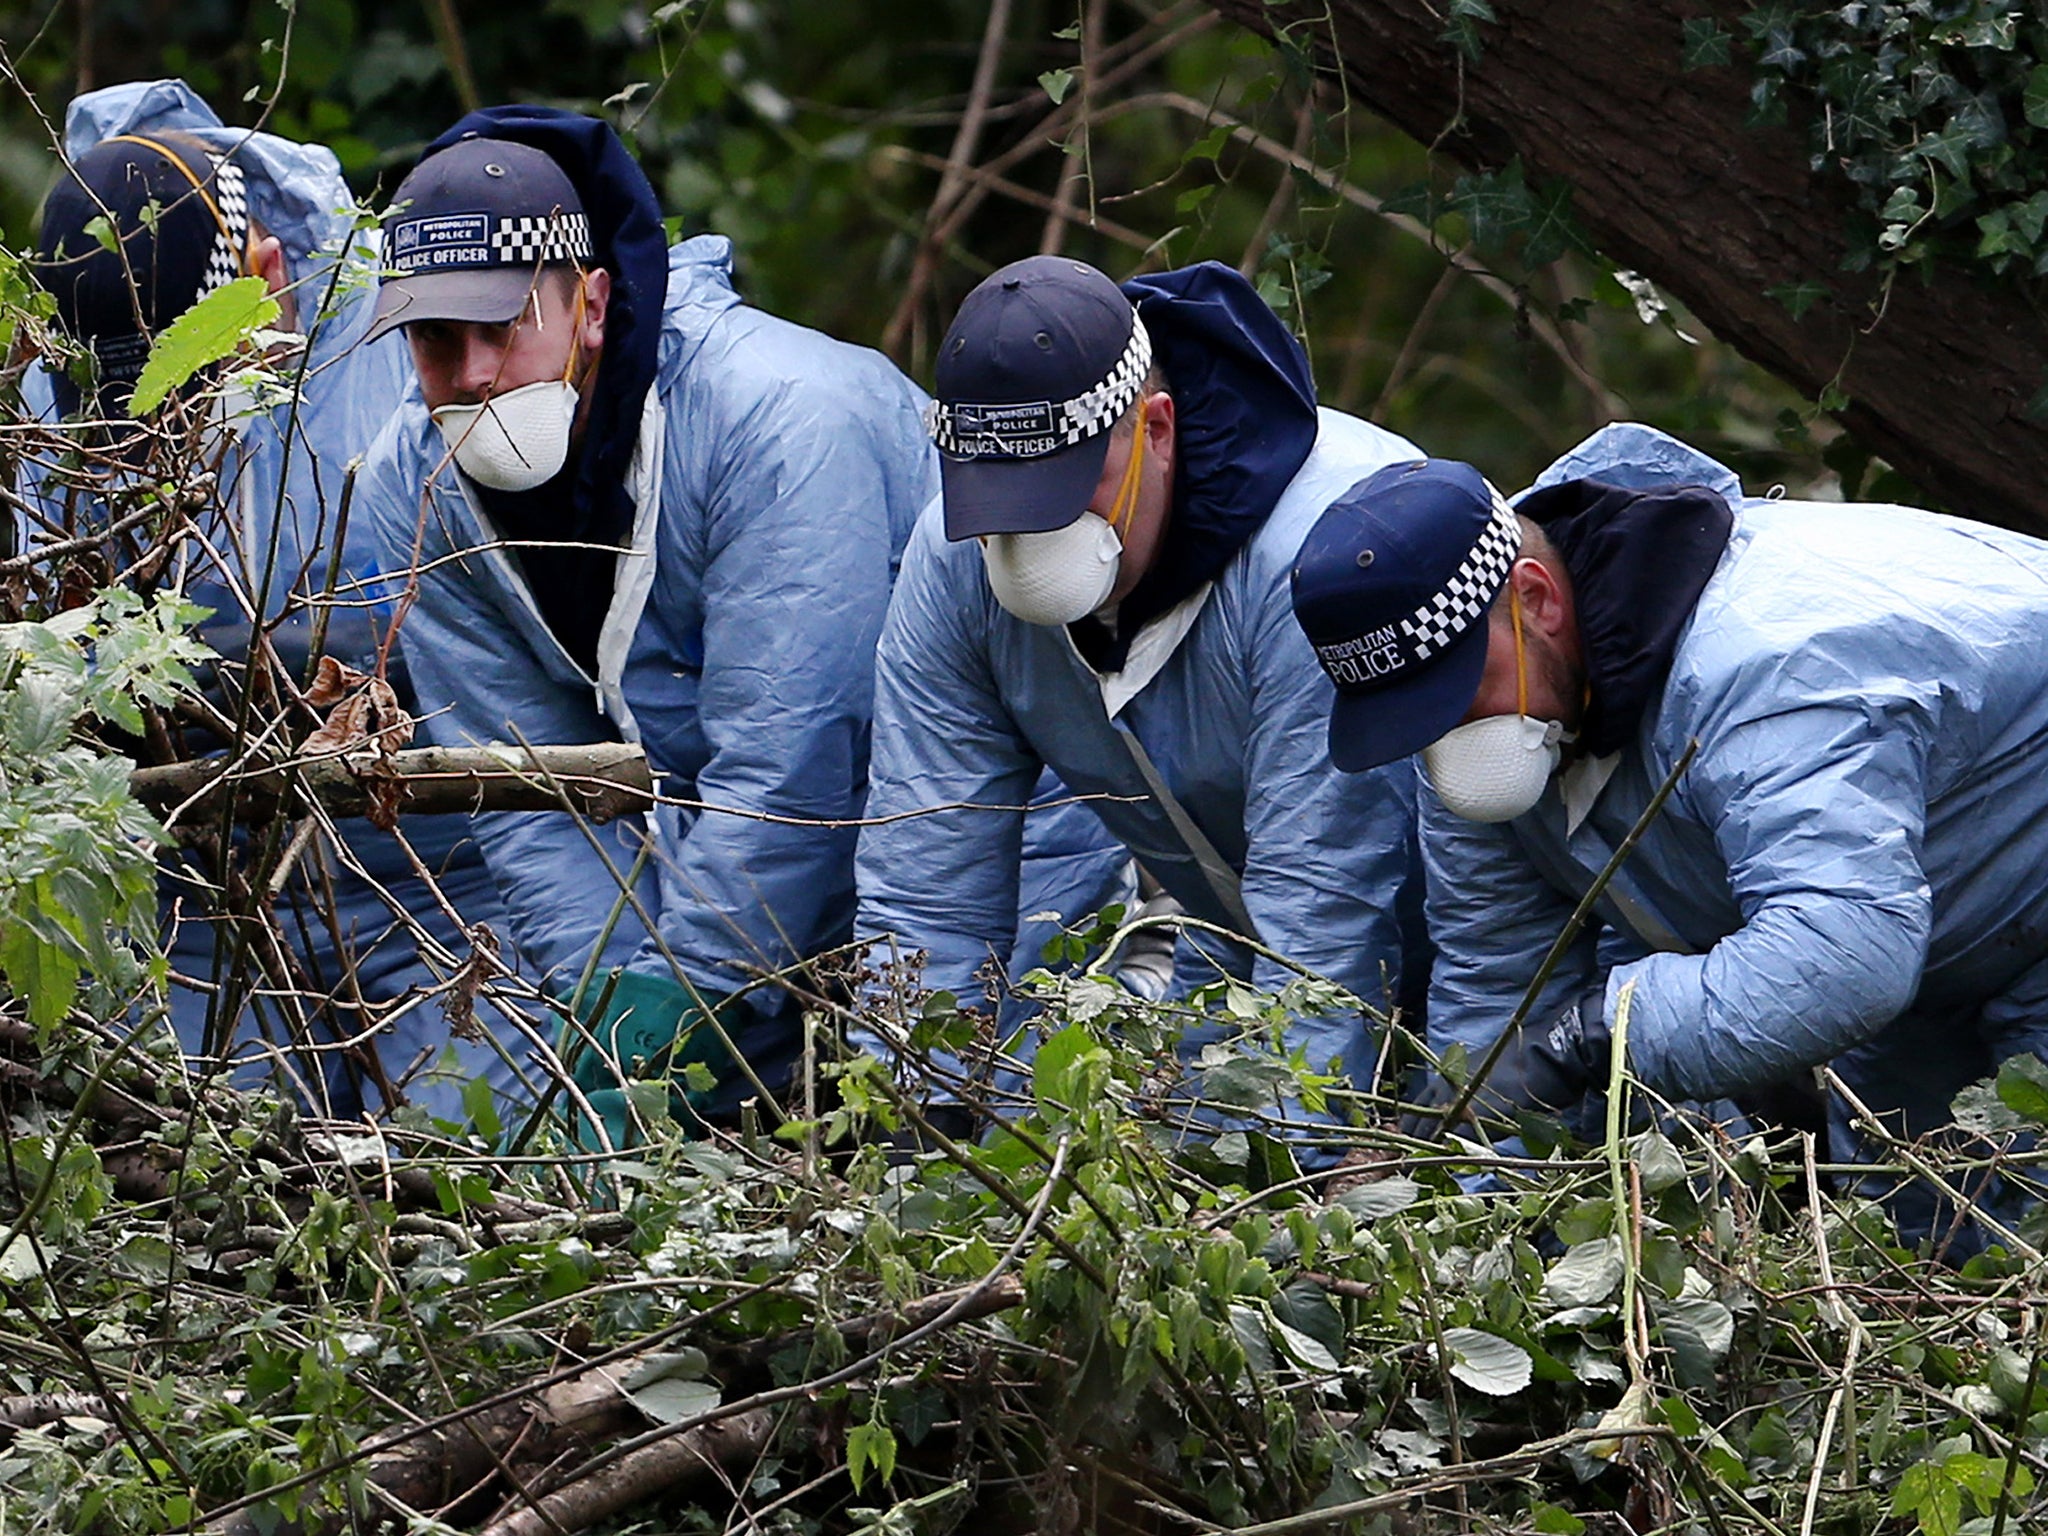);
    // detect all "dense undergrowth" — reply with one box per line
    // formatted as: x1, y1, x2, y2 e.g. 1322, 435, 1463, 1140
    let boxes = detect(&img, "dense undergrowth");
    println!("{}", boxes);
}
6, 878, 2048, 1536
